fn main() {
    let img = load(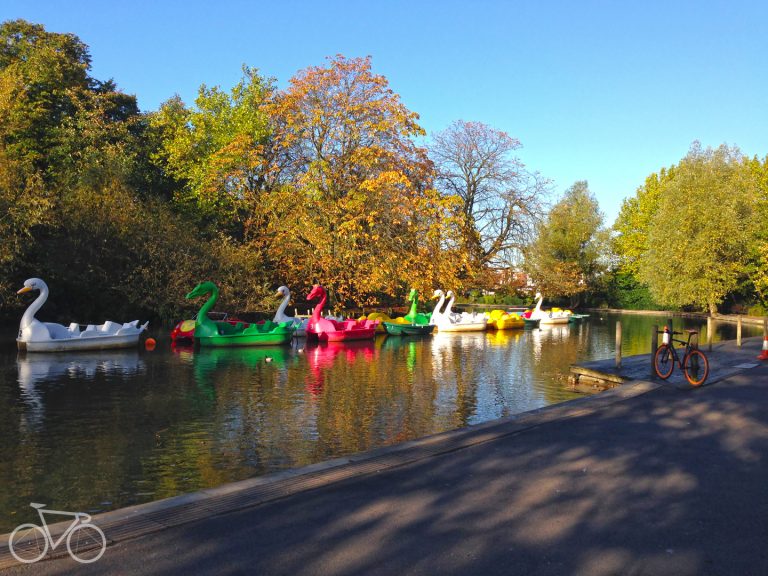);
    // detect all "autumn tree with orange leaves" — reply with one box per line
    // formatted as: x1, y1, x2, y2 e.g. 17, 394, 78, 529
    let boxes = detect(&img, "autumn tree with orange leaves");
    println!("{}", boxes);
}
259, 56, 464, 306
